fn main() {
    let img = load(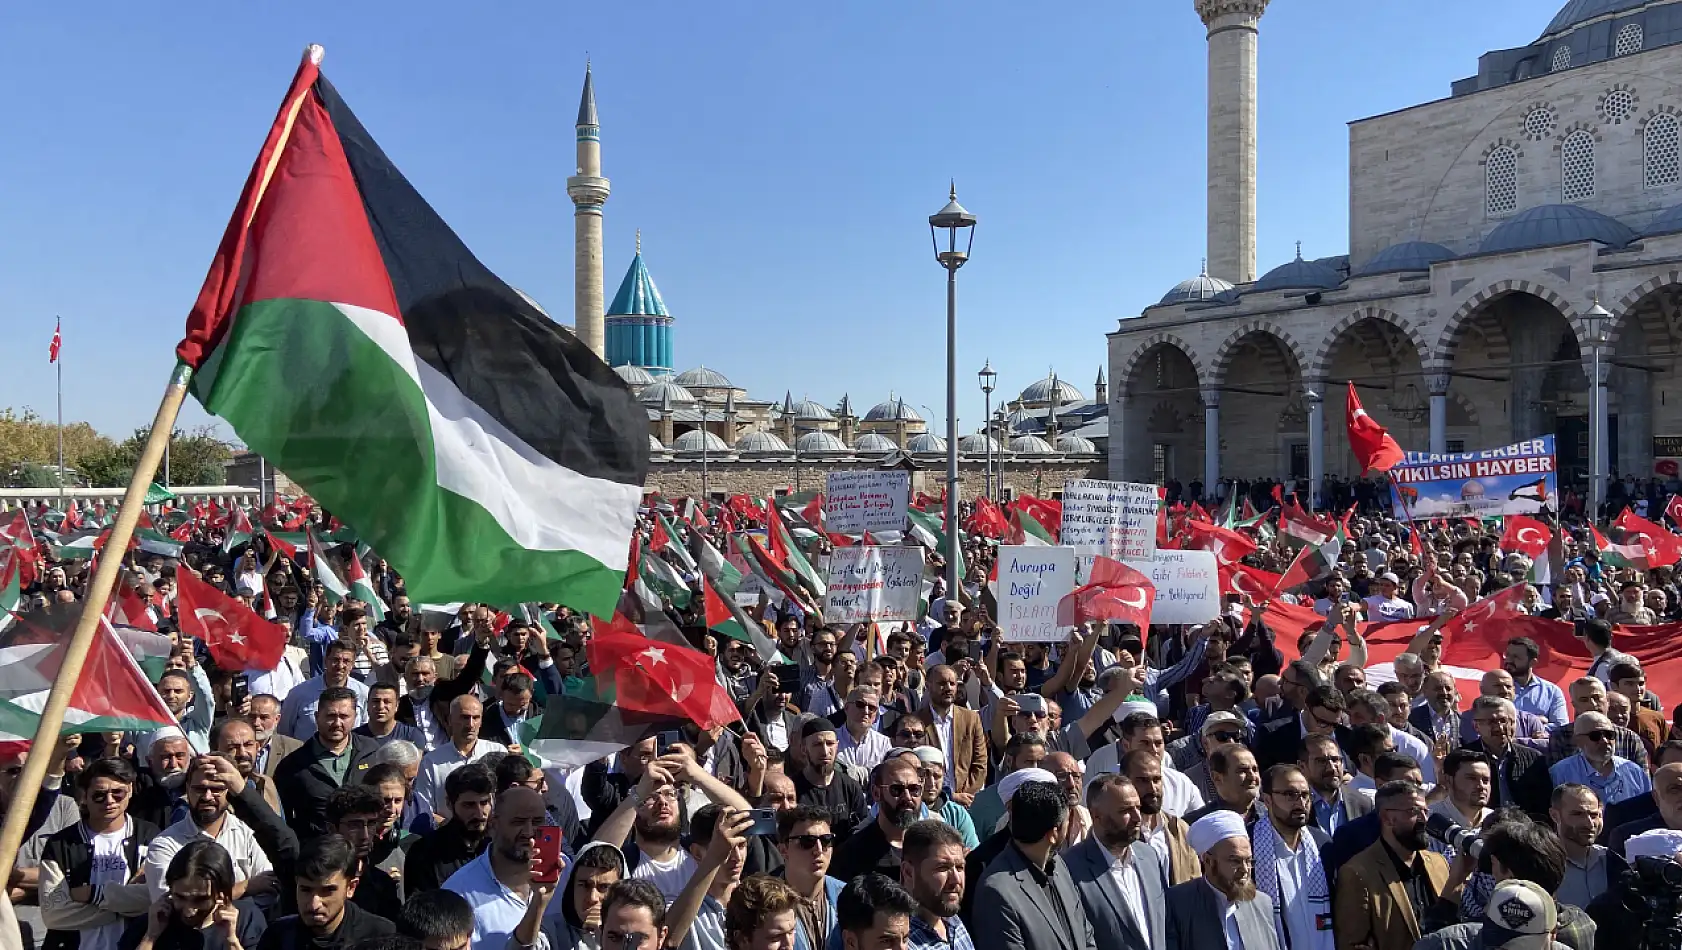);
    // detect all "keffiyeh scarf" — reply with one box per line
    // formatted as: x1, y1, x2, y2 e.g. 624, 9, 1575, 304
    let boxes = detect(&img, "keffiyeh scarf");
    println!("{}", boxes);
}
1252, 817, 1331, 950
